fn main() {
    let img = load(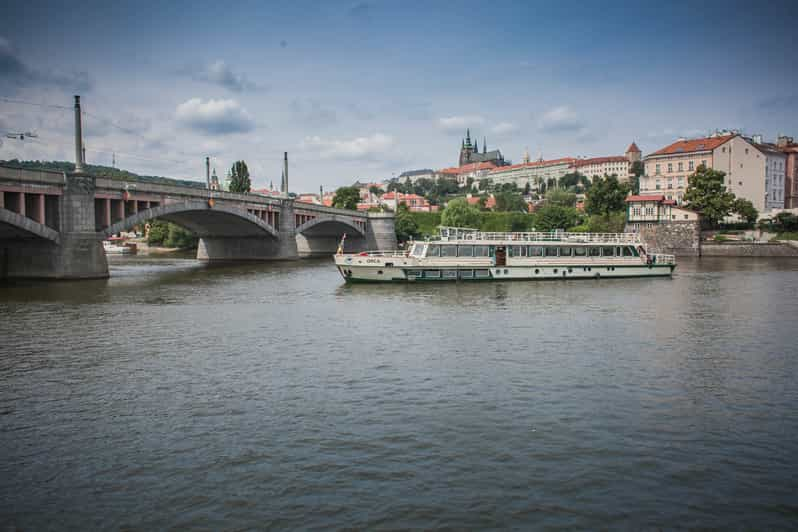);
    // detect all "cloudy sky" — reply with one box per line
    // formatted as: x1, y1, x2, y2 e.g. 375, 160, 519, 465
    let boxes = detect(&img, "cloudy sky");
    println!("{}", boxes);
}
1, 0, 796, 192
